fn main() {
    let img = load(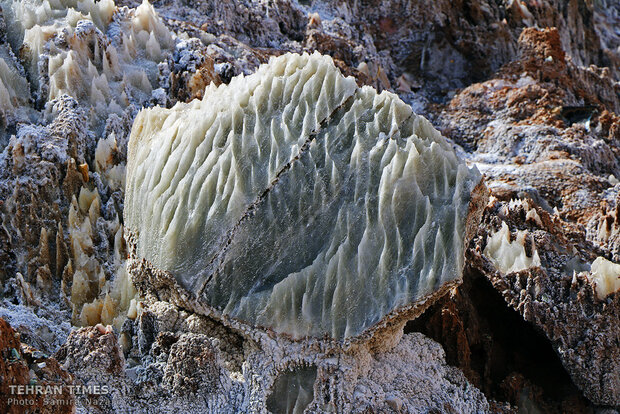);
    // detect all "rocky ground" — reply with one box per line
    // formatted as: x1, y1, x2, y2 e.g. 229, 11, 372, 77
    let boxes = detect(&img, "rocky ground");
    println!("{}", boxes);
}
0, 0, 619, 413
